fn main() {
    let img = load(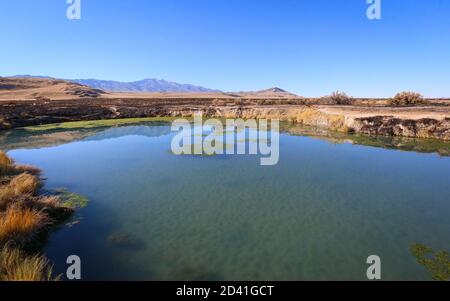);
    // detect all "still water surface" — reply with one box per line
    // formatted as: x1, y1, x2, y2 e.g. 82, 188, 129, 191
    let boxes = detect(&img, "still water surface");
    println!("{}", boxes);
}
1, 121, 449, 280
